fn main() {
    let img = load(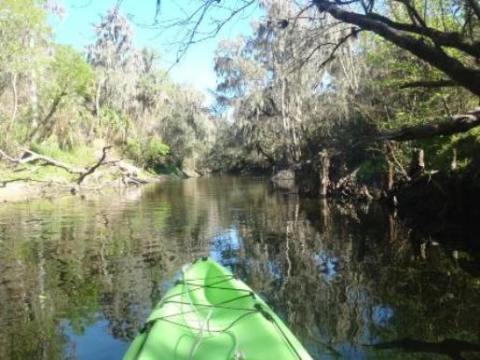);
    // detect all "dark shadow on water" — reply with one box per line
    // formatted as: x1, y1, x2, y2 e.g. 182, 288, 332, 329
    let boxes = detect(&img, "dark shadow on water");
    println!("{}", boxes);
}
367, 338, 480, 360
